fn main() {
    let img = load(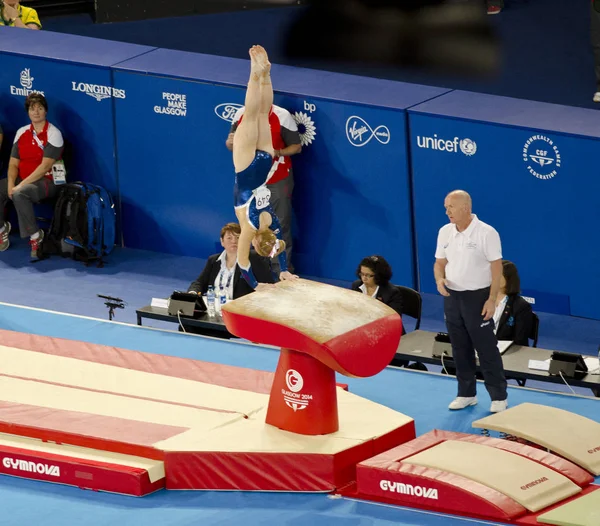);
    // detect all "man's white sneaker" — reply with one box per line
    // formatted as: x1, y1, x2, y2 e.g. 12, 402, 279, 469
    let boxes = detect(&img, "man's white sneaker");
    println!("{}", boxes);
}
490, 400, 508, 413
448, 396, 478, 410
593, 92, 600, 103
